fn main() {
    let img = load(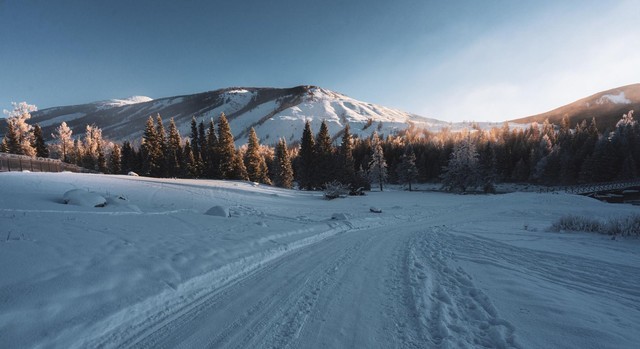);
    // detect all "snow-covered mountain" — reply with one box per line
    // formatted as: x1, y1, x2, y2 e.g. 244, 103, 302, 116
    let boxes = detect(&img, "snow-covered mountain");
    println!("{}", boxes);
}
30, 86, 451, 144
